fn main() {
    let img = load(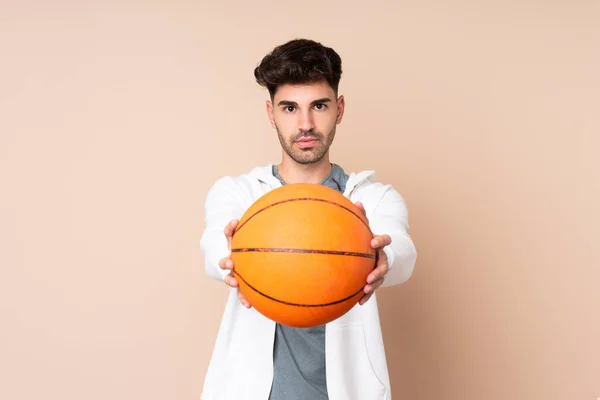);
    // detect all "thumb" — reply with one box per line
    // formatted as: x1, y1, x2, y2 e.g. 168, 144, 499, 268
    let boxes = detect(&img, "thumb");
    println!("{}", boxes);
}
225, 219, 239, 249
355, 201, 366, 216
